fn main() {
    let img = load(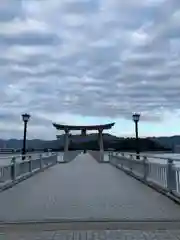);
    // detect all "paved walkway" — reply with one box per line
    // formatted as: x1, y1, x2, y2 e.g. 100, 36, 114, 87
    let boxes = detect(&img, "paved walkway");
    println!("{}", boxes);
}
1, 154, 180, 222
